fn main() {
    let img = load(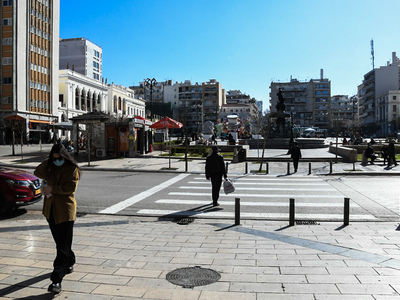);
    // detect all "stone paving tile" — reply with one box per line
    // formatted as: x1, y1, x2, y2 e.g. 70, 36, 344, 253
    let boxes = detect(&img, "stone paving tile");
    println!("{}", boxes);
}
337, 283, 398, 295
91, 284, 148, 298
